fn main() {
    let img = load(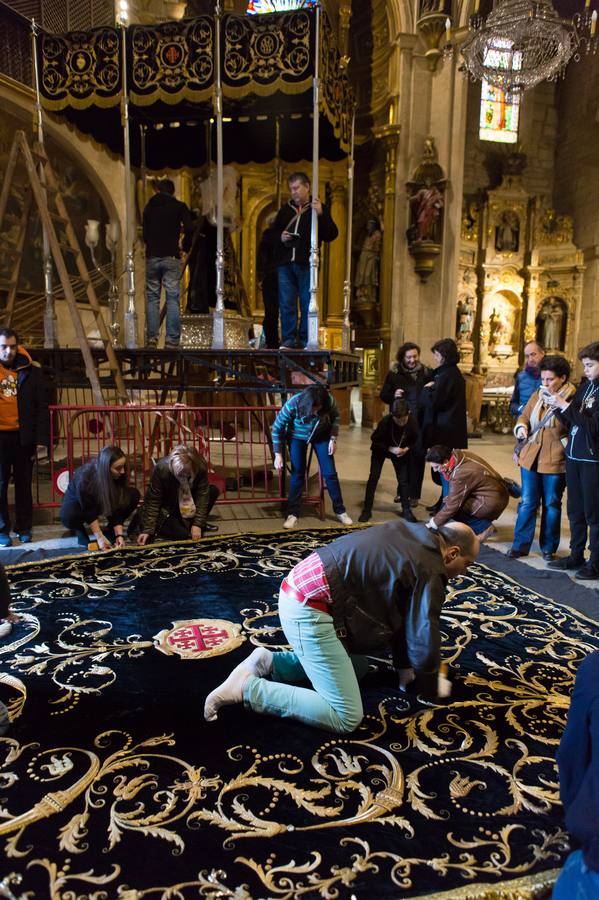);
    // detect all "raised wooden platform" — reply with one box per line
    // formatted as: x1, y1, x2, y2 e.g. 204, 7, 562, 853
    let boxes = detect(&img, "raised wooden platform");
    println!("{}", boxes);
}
31, 347, 361, 397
